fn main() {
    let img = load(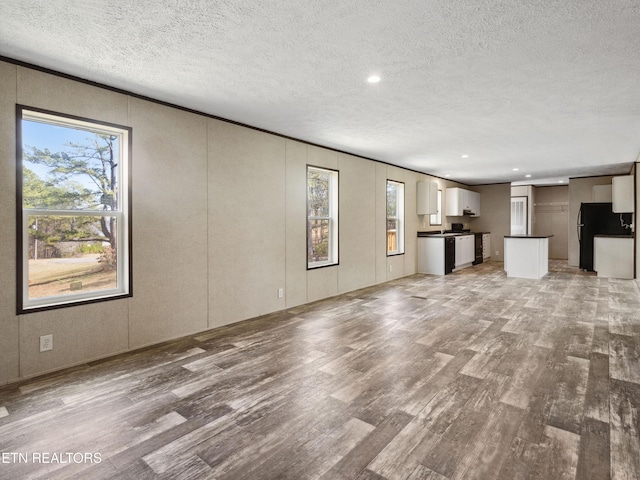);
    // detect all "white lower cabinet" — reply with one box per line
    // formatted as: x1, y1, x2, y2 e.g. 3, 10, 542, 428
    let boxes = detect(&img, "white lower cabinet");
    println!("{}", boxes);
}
594, 236, 633, 279
418, 237, 445, 275
455, 234, 475, 268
